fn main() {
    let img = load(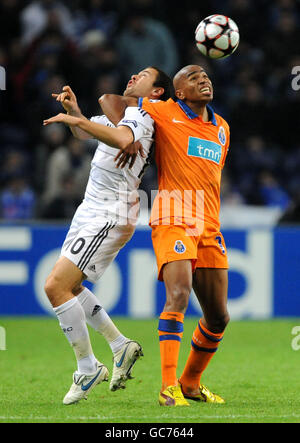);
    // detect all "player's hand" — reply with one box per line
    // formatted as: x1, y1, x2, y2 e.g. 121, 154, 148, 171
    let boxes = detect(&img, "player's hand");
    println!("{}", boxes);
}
114, 142, 145, 169
43, 113, 80, 126
52, 85, 79, 114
